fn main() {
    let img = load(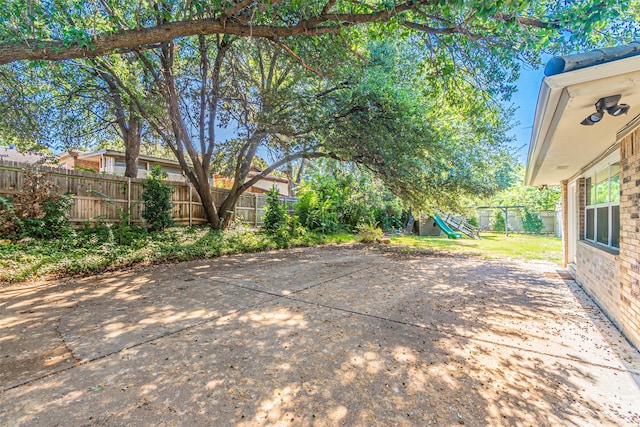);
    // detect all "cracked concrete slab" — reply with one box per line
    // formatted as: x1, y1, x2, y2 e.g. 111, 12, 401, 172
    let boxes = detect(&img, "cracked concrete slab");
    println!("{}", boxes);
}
1, 244, 639, 426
